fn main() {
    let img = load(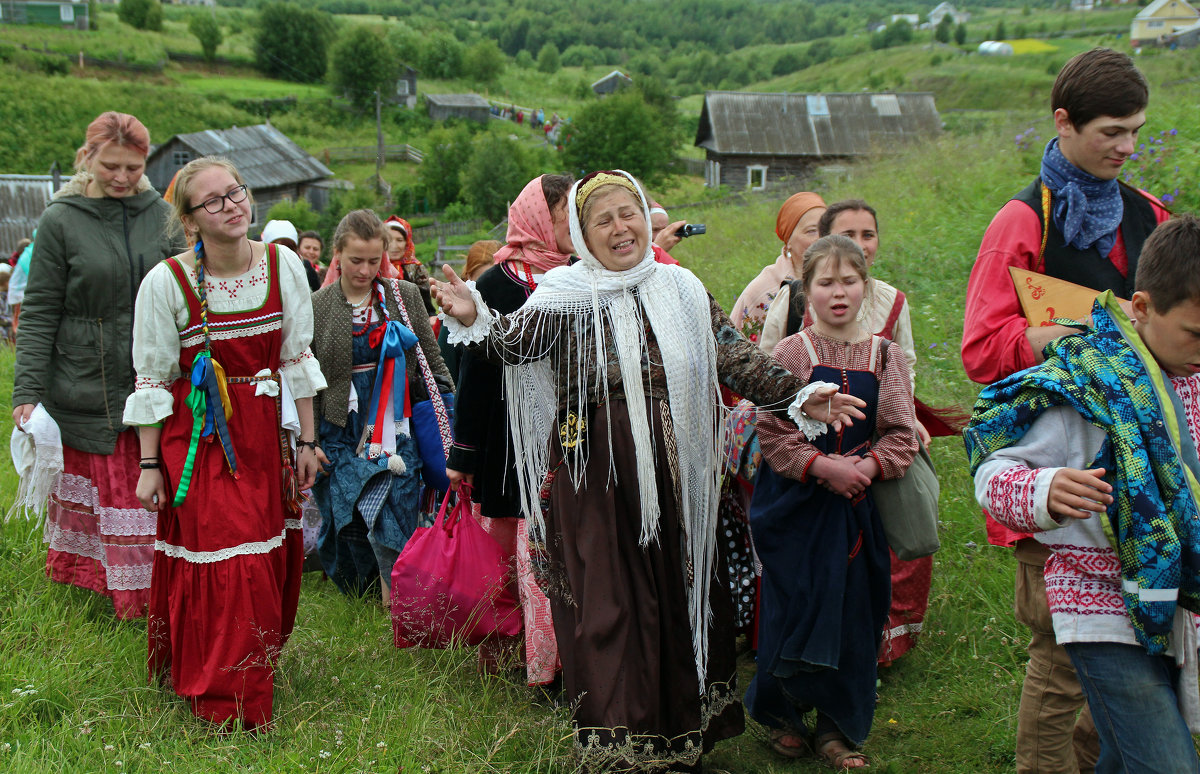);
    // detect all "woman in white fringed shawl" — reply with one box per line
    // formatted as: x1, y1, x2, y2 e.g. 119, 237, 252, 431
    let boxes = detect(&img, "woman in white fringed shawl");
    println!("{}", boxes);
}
433, 170, 864, 773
